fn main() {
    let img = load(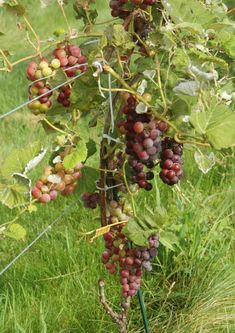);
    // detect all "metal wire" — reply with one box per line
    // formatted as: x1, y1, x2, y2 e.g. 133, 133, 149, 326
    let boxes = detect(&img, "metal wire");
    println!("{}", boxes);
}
0, 202, 77, 277
0, 65, 88, 121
